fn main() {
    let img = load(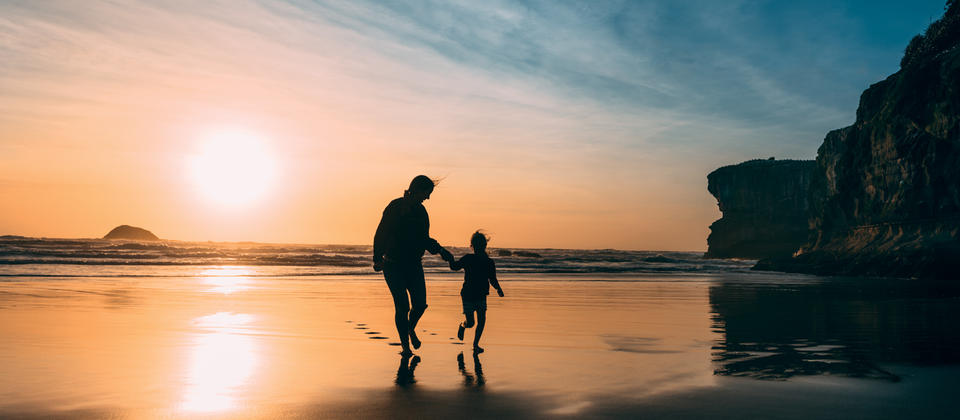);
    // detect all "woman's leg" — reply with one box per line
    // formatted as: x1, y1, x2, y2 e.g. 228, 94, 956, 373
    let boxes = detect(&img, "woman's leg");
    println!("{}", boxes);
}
383, 265, 411, 352
406, 264, 428, 333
